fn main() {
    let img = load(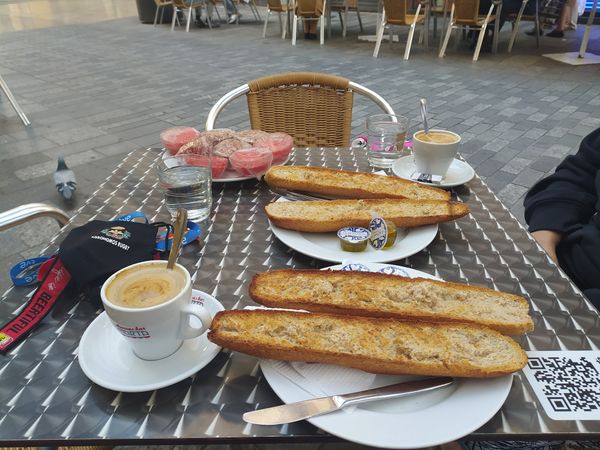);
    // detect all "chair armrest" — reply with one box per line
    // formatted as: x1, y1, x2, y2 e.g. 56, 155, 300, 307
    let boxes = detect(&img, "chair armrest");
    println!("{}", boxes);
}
0, 203, 70, 232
